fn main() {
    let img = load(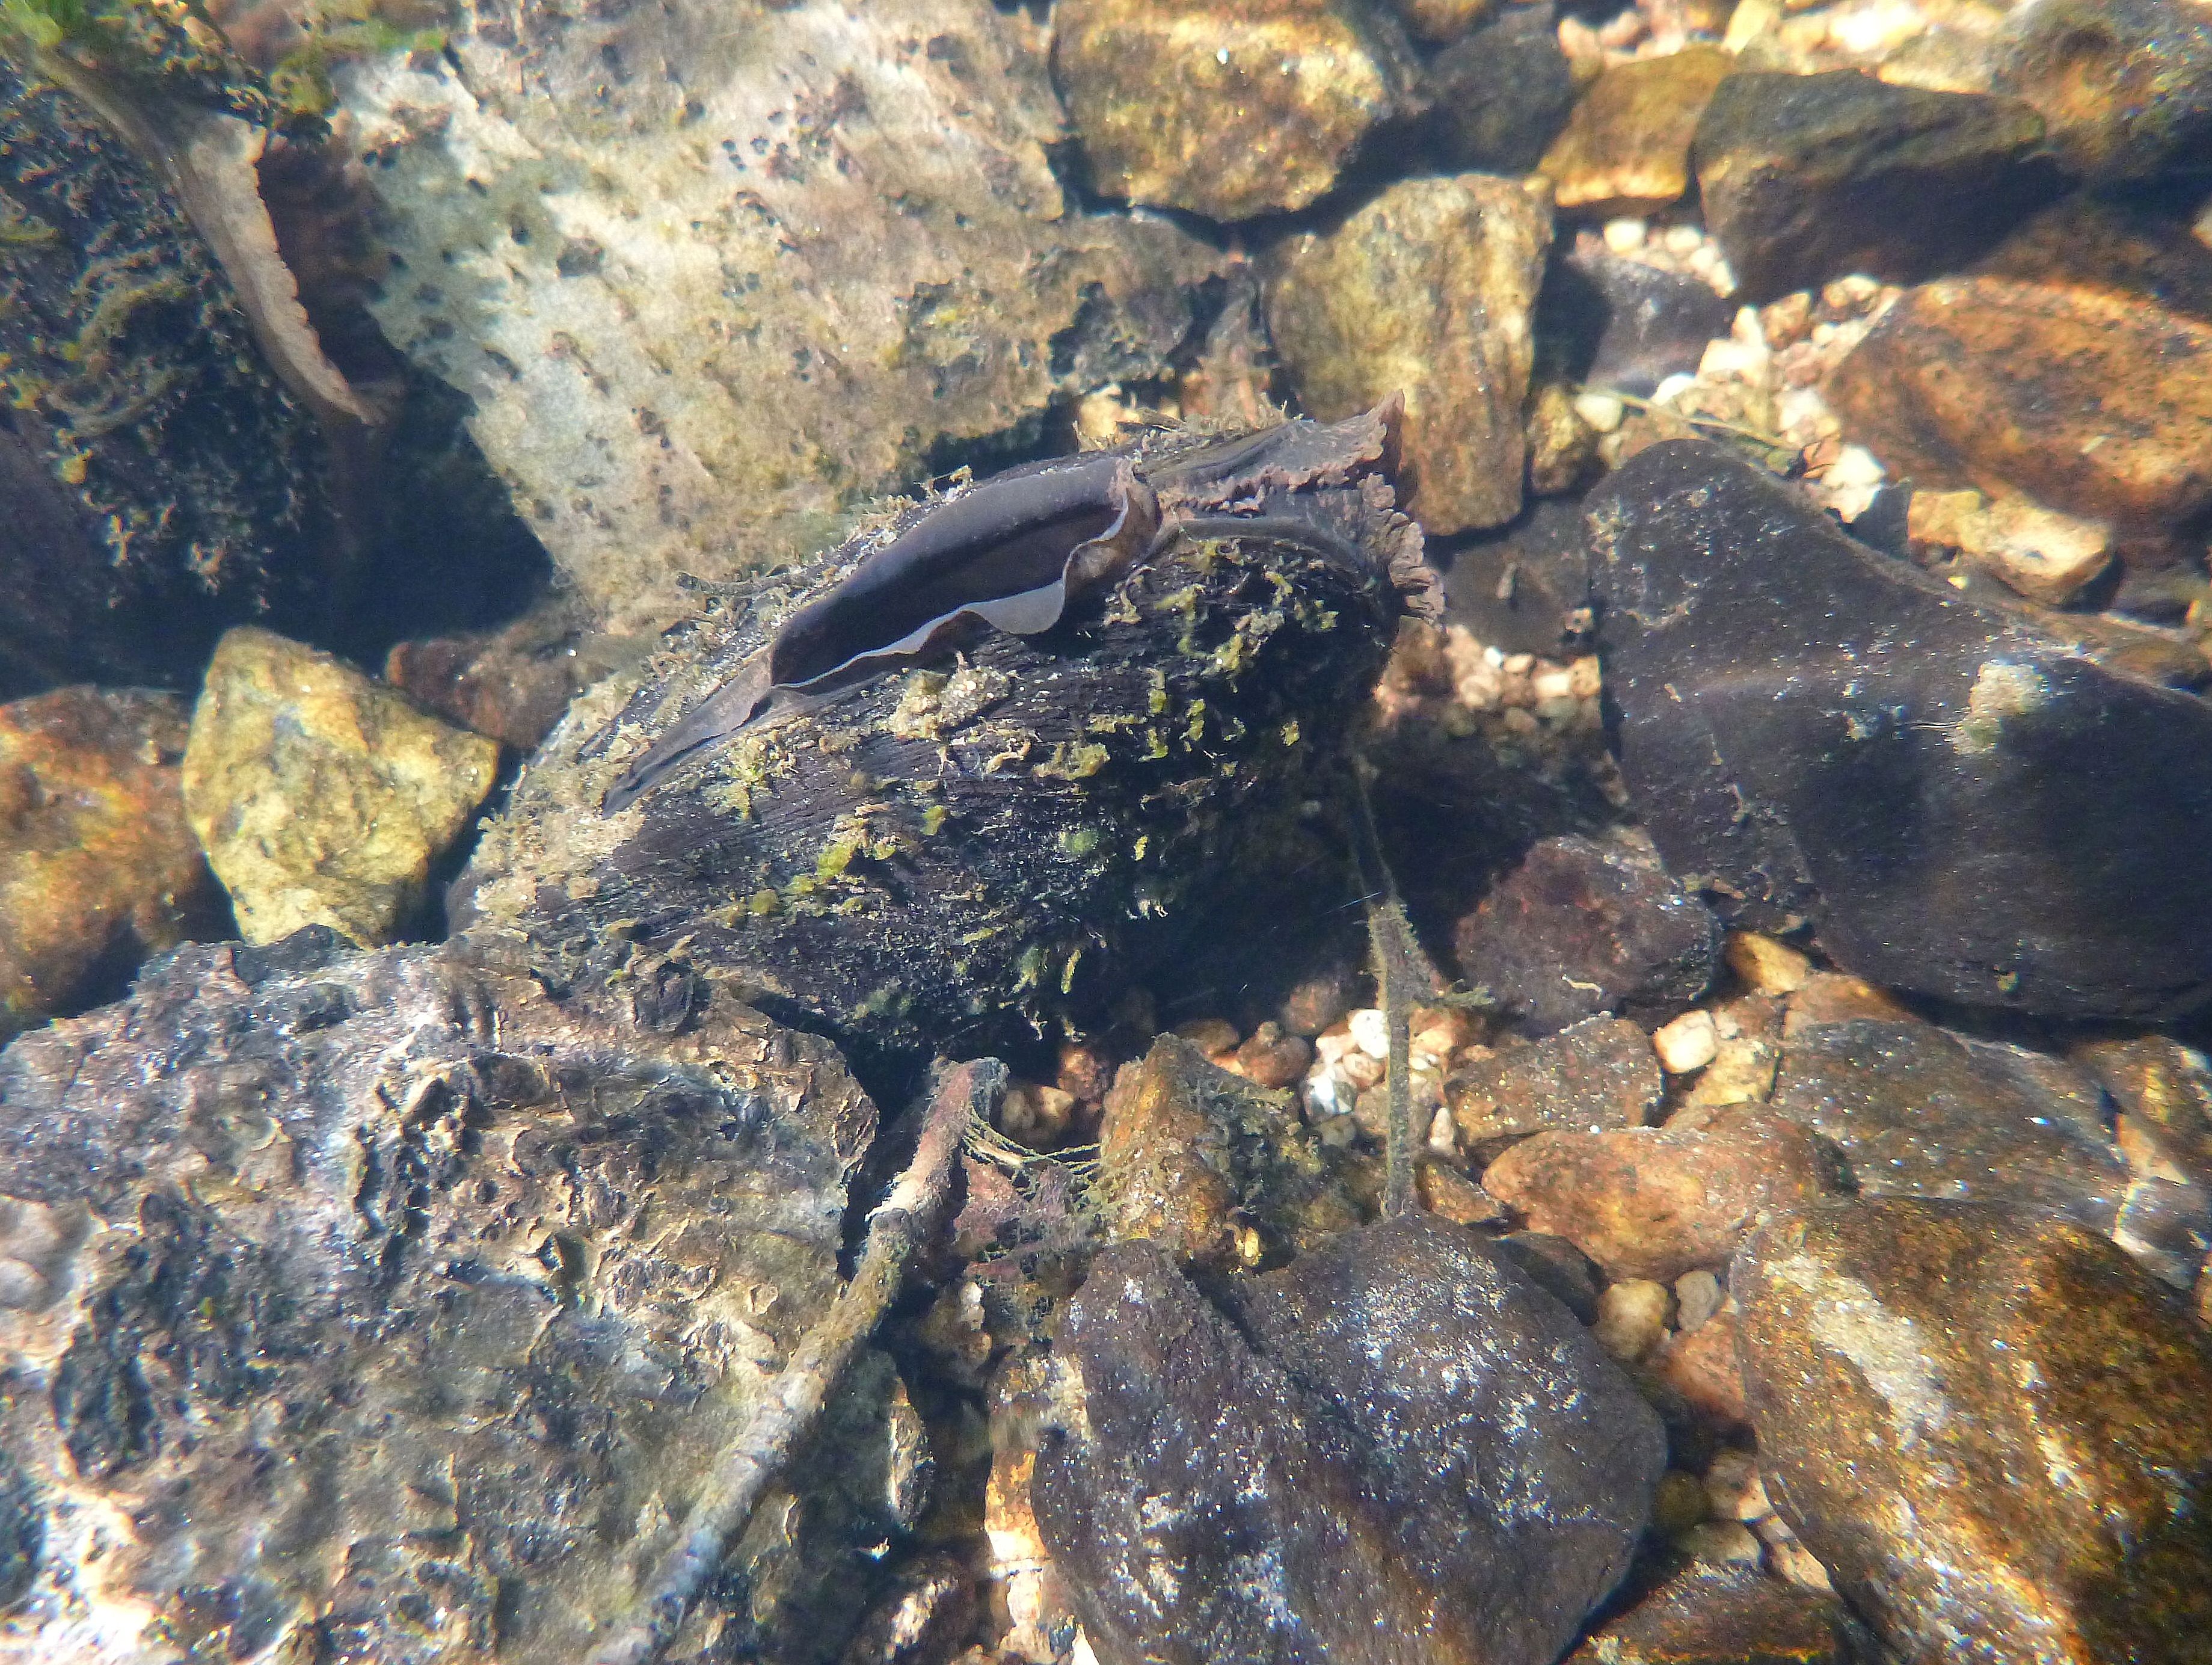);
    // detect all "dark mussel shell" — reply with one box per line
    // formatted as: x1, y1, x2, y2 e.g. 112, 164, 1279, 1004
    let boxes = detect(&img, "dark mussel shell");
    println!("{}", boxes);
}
456, 404, 1432, 1060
